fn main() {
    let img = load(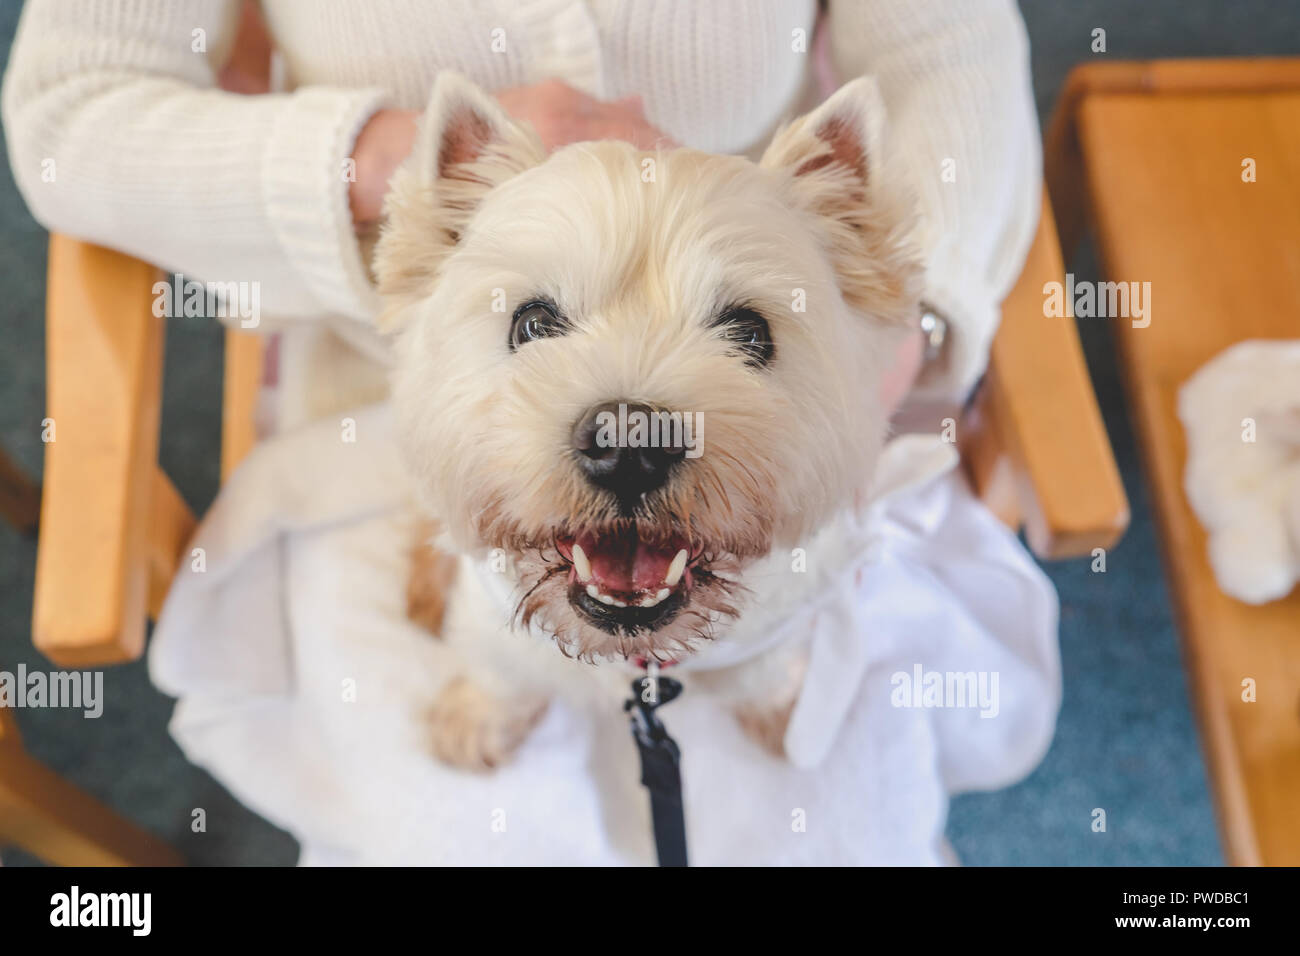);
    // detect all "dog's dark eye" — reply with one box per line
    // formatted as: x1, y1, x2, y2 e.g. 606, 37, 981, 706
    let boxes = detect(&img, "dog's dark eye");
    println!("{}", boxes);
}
510, 300, 568, 349
713, 307, 774, 368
